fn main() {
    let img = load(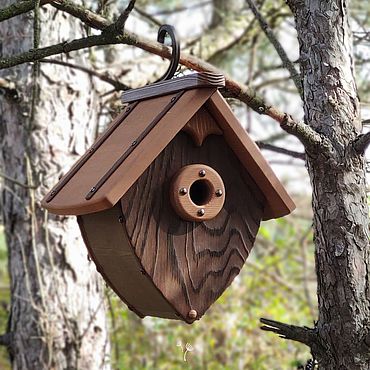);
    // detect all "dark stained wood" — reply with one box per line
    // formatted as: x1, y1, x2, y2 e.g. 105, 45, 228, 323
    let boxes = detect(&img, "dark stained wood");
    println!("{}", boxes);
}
182, 106, 223, 146
121, 72, 225, 103
120, 132, 265, 322
78, 205, 179, 320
